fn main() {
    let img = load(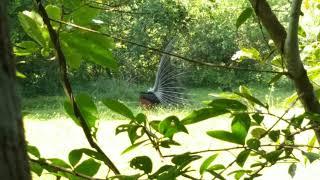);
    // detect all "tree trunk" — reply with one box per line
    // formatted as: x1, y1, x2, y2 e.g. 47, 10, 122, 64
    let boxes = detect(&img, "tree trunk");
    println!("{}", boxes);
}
249, 0, 320, 142
0, 1, 31, 179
